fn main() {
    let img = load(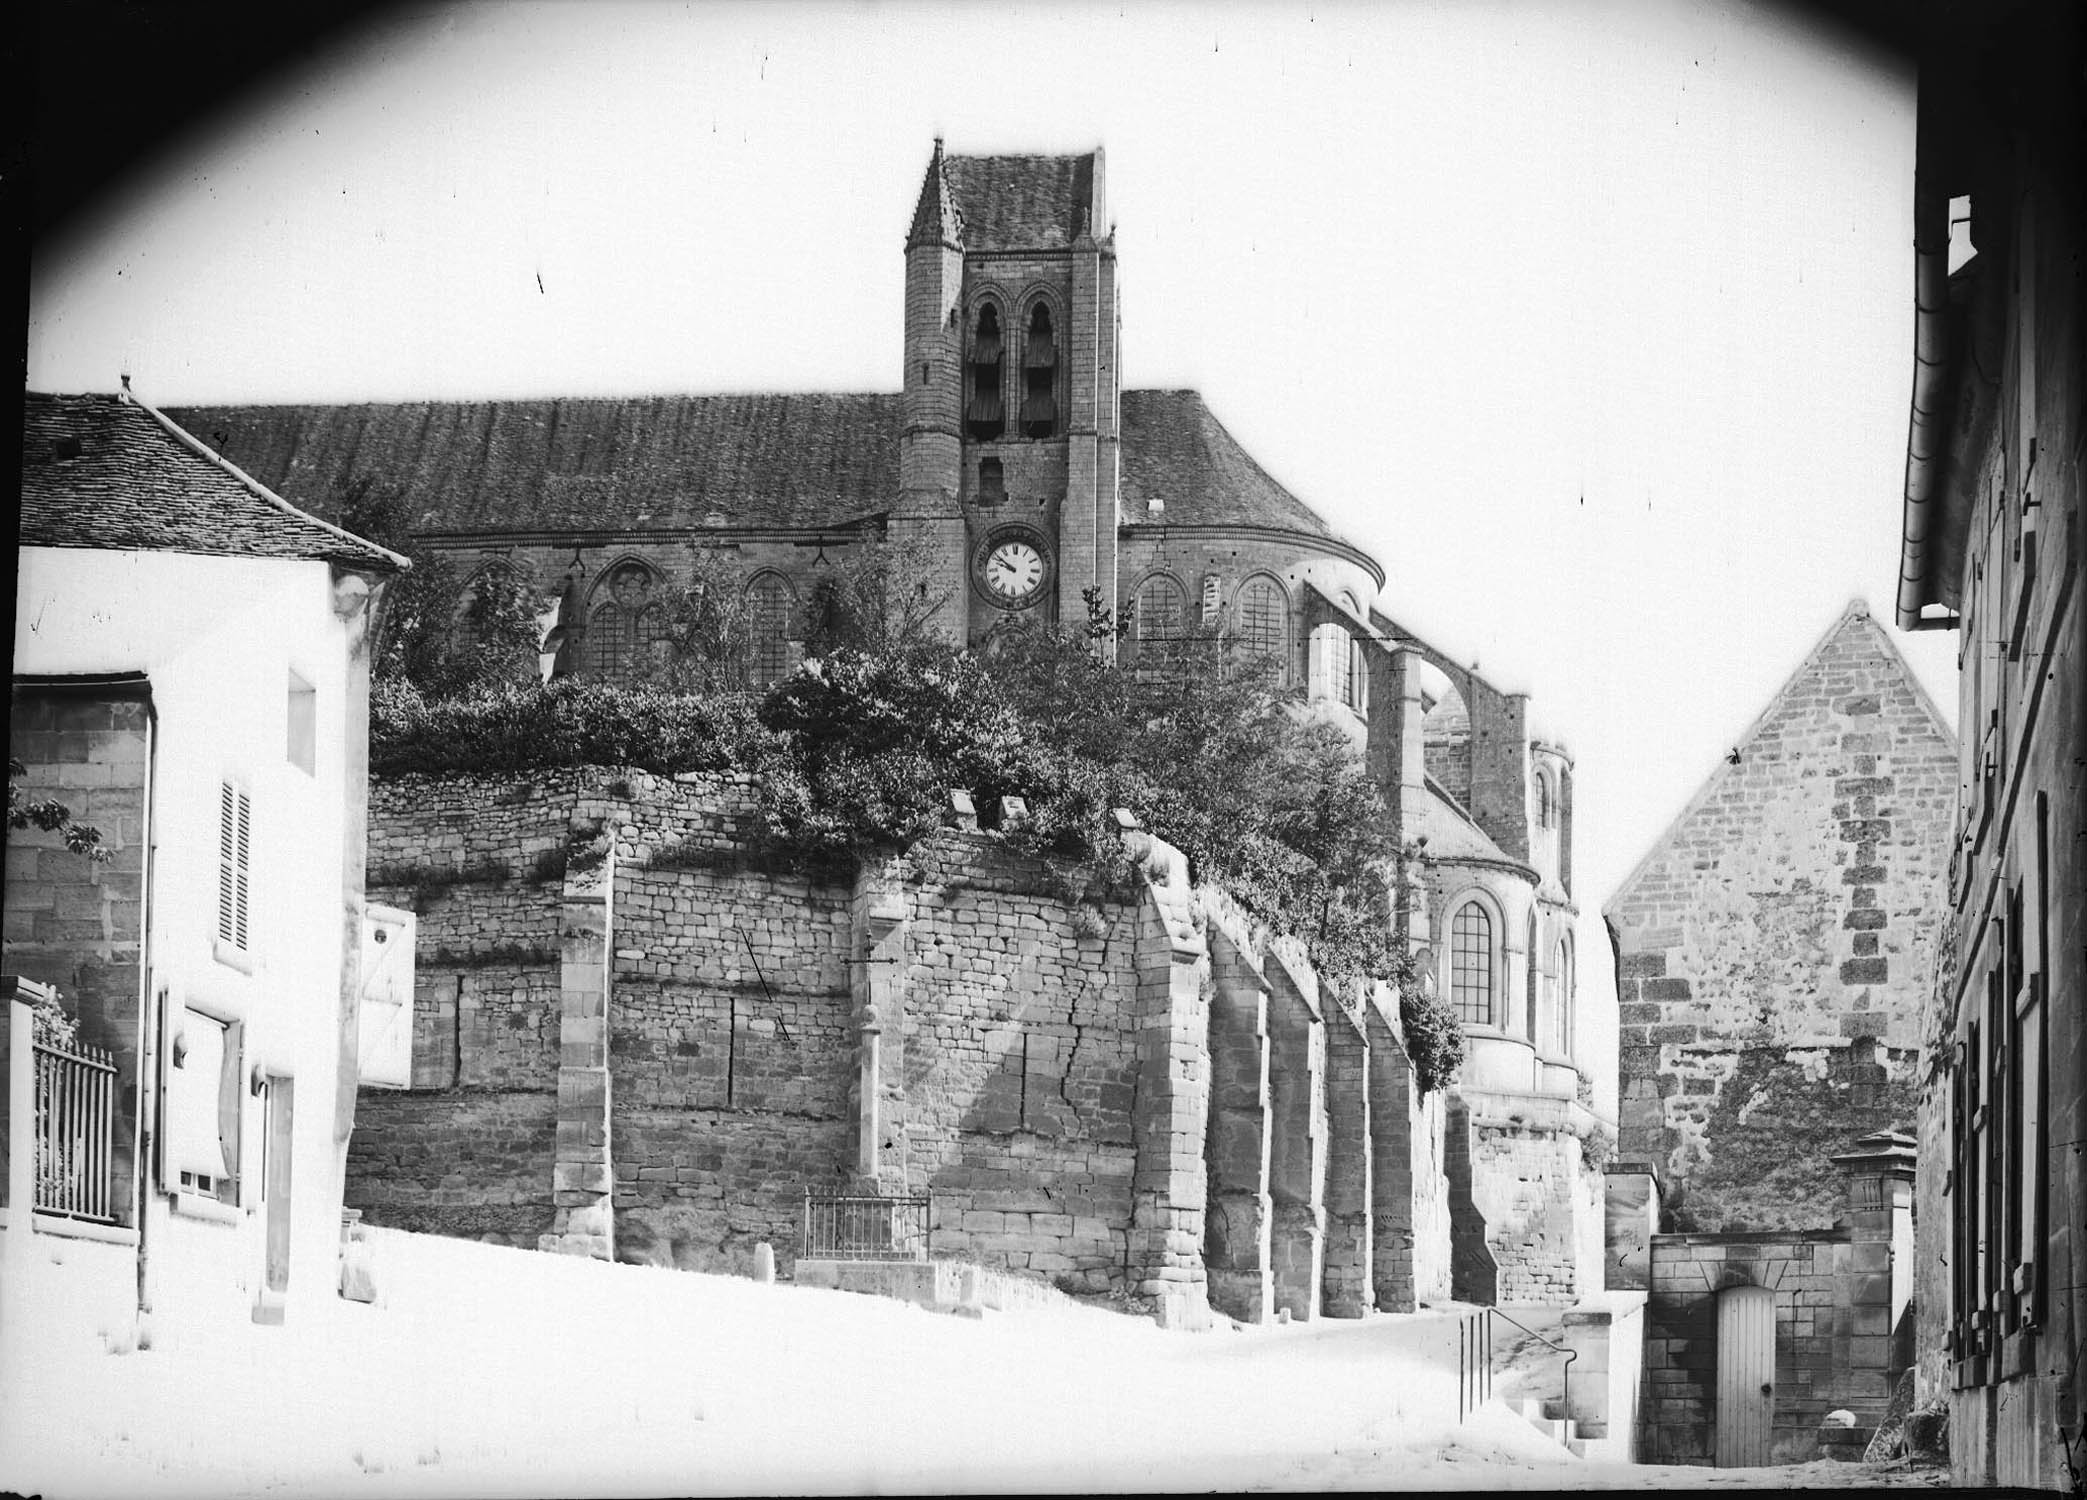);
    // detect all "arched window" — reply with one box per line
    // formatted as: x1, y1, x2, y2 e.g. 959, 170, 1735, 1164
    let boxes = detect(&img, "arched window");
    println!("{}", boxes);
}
1556, 935, 1575, 1058
1308, 623, 1366, 710
745, 573, 796, 689
1449, 902, 1494, 1026
1536, 770, 1553, 830
1022, 302, 1058, 438
587, 602, 626, 681
1524, 913, 1539, 1039
637, 602, 674, 669
1236, 576, 1286, 667
967, 304, 1005, 441
1134, 575, 1186, 667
